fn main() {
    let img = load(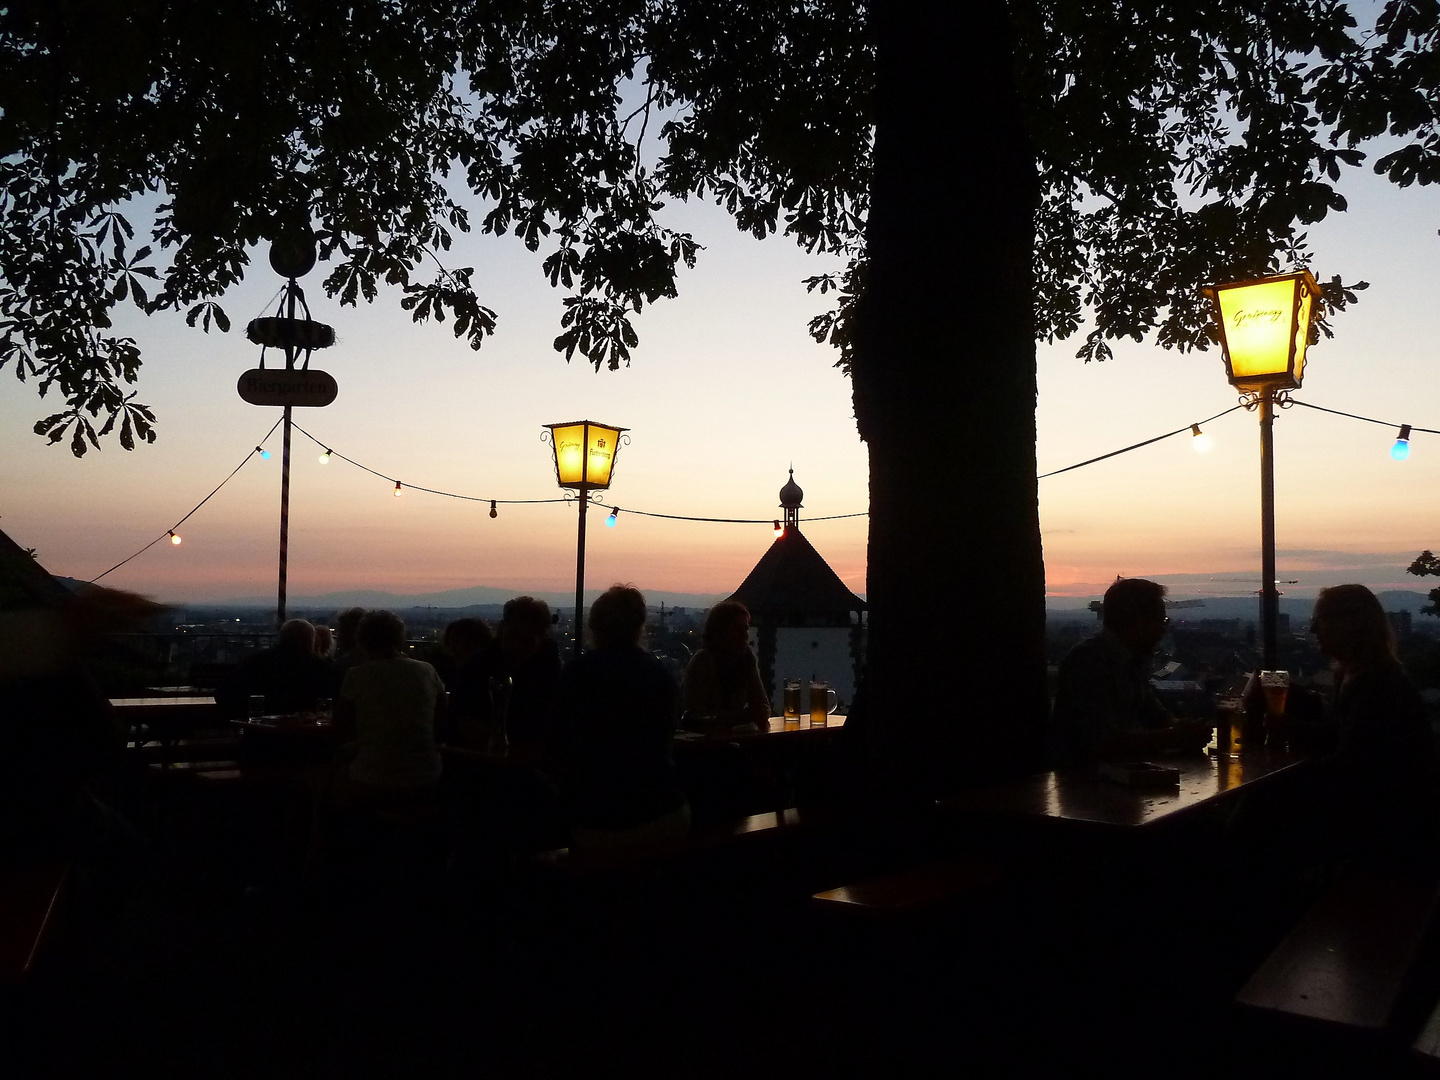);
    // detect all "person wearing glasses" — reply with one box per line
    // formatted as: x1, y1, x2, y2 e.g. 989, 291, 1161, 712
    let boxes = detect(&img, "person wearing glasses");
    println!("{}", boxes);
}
1050, 577, 1210, 768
